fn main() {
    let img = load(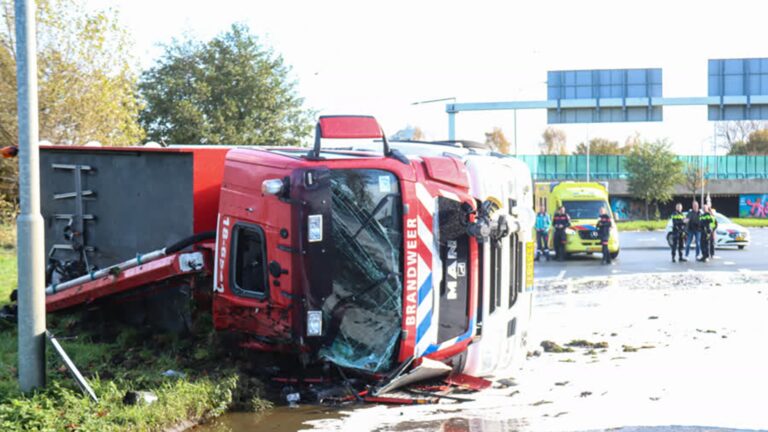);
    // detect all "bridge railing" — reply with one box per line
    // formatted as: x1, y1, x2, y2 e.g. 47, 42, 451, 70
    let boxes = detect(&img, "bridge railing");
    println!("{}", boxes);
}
517, 155, 768, 180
